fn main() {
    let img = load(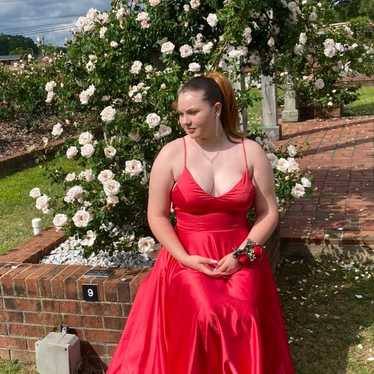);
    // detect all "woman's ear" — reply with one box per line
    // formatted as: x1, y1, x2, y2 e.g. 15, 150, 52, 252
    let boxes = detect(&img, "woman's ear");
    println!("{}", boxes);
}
214, 102, 222, 117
